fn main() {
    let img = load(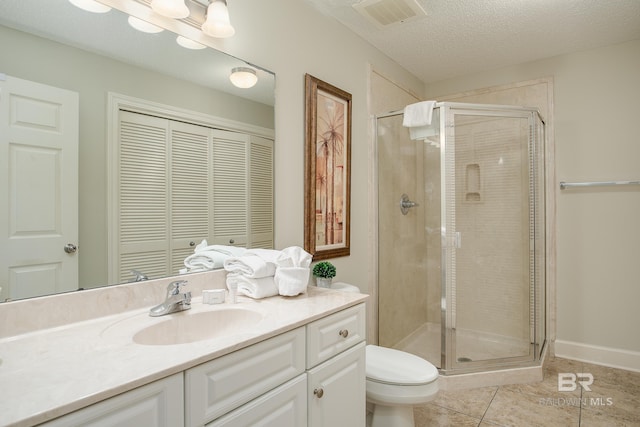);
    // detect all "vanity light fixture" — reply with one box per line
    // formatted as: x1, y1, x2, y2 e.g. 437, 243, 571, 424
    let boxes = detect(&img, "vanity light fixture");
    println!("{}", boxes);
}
202, 0, 235, 38
69, 0, 111, 13
176, 35, 206, 50
229, 67, 257, 89
128, 16, 164, 33
151, 0, 190, 19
